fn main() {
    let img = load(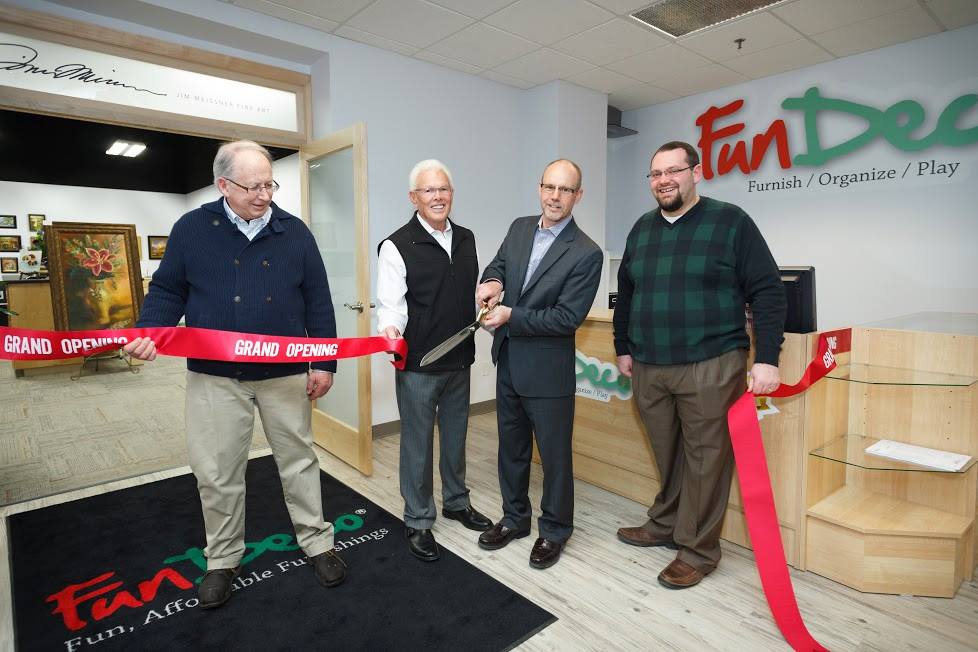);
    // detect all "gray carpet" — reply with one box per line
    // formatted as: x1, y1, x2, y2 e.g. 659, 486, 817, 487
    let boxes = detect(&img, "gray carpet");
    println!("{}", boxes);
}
0, 357, 269, 505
